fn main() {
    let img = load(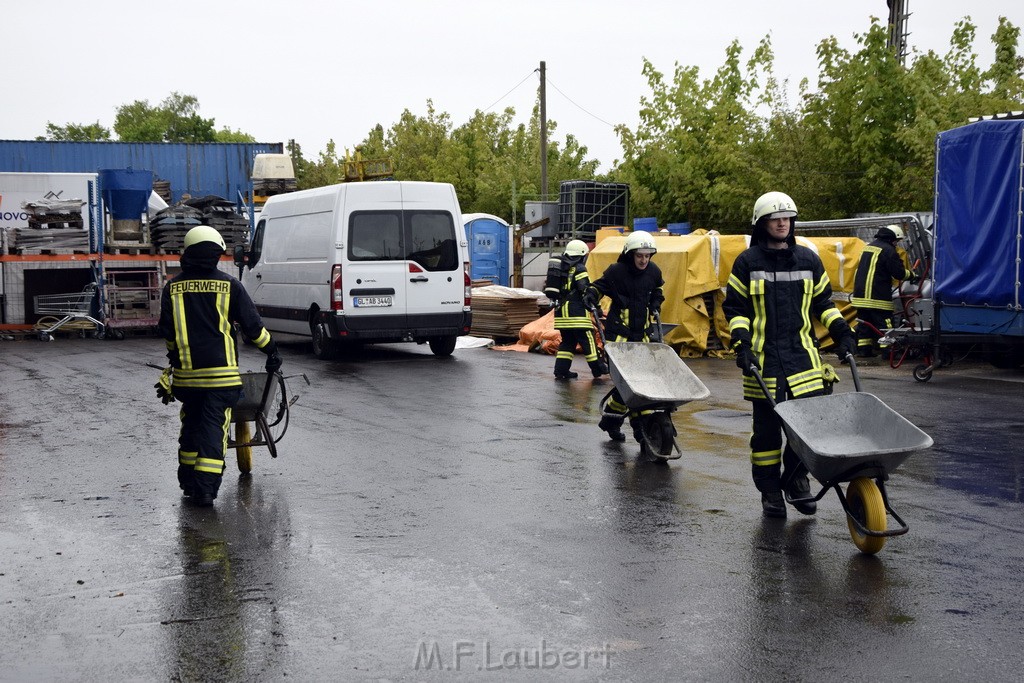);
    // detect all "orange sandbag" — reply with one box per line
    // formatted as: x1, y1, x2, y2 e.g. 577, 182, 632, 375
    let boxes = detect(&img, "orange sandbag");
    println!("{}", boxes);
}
516, 310, 562, 355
